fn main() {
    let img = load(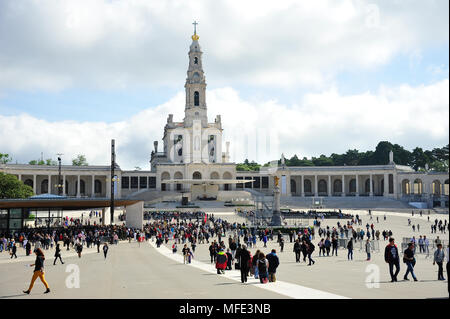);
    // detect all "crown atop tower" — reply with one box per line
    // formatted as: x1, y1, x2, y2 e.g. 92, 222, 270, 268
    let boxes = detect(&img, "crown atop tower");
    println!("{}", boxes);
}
191, 21, 199, 41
